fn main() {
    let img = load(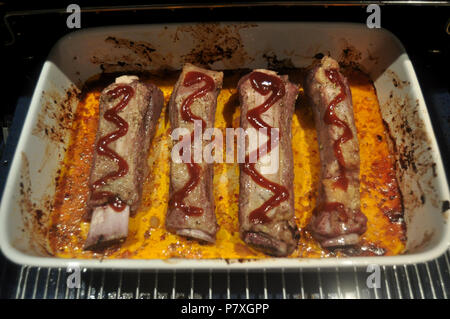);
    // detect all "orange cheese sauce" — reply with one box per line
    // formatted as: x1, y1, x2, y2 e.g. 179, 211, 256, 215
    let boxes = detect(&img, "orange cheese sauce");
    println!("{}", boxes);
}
48, 69, 405, 259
